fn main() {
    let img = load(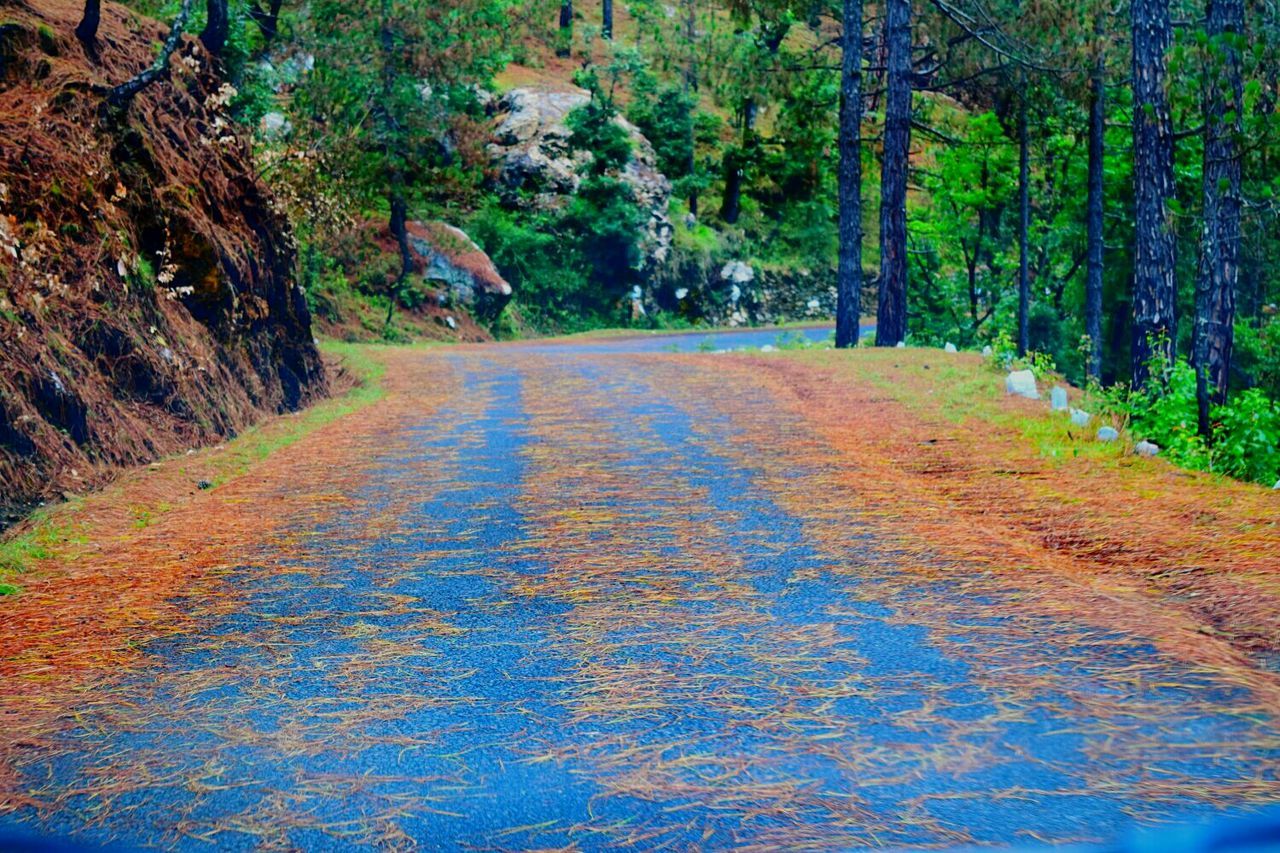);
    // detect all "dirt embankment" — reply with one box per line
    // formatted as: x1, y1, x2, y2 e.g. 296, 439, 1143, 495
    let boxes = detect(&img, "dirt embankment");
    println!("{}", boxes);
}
0, 0, 326, 522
